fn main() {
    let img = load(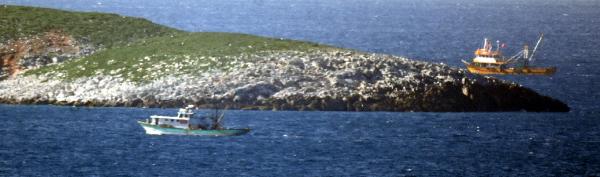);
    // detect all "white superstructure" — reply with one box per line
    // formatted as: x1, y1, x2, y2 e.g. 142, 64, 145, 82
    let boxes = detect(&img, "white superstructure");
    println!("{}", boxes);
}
143, 105, 212, 130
